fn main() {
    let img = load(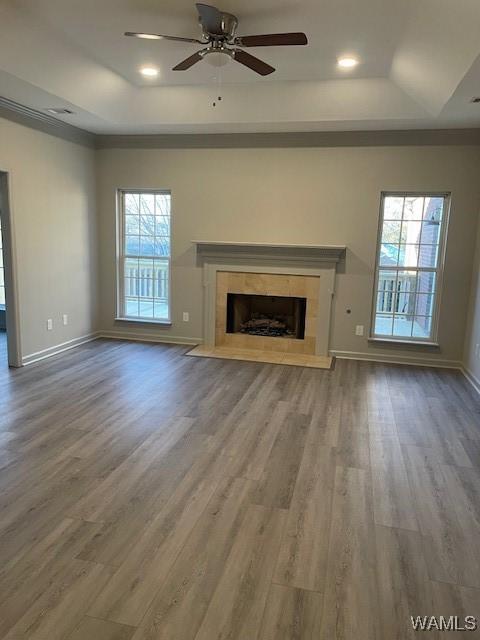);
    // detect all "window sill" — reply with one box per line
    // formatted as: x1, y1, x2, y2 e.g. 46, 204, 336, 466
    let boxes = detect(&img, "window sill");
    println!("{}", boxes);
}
115, 317, 172, 326
369, 337, 439, 347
